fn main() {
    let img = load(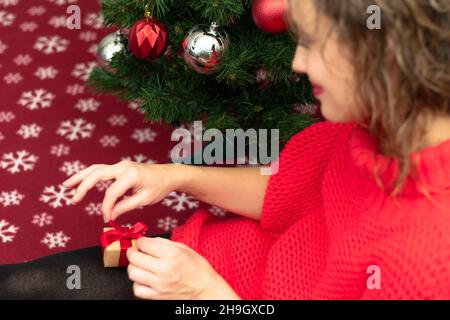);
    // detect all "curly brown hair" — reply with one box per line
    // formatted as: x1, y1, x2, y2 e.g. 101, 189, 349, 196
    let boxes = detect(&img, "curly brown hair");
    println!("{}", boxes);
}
296, 0, 450, 198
